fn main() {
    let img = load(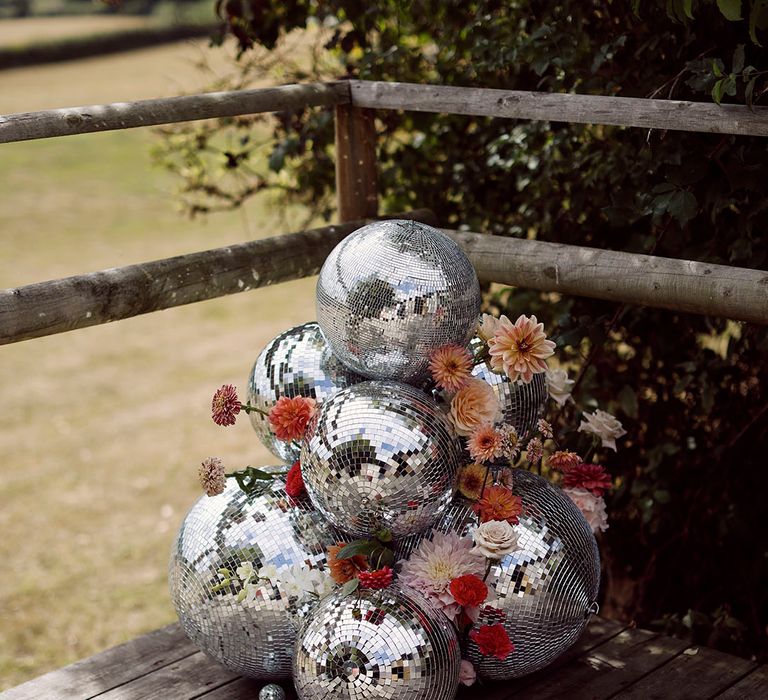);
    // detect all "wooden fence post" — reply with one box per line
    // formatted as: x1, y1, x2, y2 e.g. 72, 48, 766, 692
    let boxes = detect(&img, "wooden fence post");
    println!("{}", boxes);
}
334, 104, 379, 221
